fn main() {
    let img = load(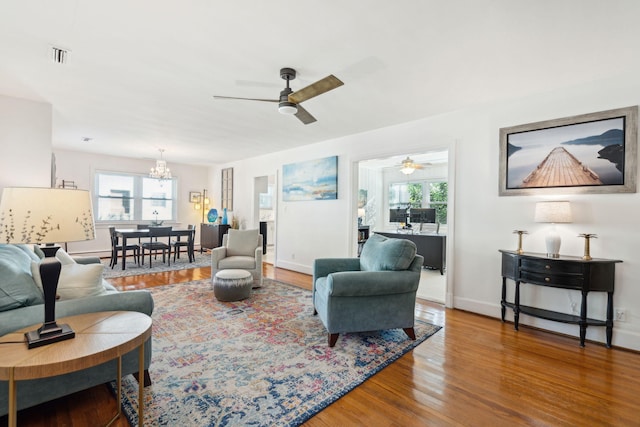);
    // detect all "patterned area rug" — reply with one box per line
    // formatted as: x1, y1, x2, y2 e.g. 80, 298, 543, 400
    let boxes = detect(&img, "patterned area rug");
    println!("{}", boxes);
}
102, 251, 211, 278
114, 279, 441, 426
